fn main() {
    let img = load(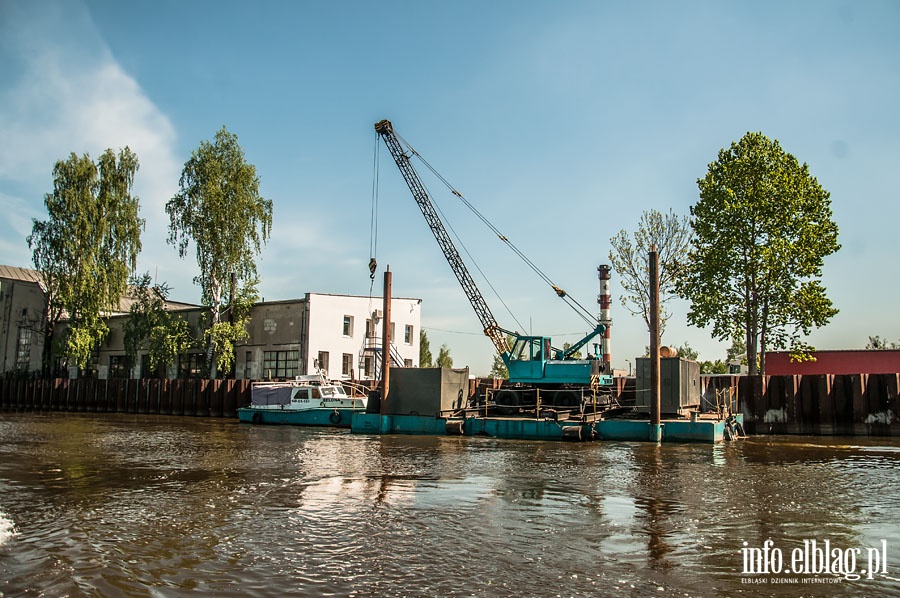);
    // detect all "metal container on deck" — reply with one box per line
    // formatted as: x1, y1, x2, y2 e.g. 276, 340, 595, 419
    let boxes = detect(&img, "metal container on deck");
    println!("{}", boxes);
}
635, 357, 700, 416
383, 367, 470, 417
